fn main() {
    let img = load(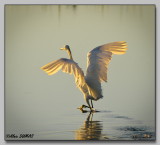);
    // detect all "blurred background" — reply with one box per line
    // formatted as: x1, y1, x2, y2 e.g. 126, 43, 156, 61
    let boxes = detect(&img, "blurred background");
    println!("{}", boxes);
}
5, 5, 155, 140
